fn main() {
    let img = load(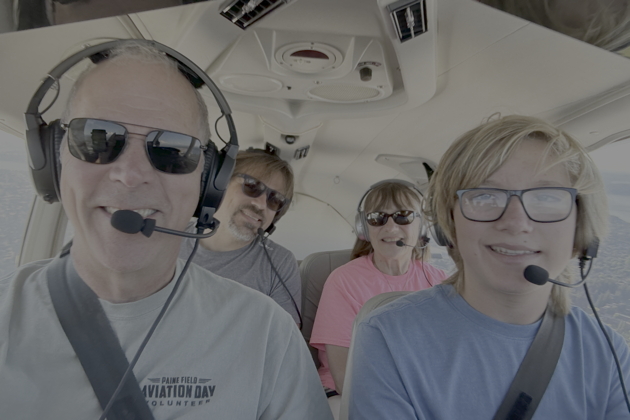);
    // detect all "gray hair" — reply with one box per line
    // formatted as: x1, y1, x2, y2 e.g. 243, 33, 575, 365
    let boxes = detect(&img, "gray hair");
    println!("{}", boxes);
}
62, 41, 210, 142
